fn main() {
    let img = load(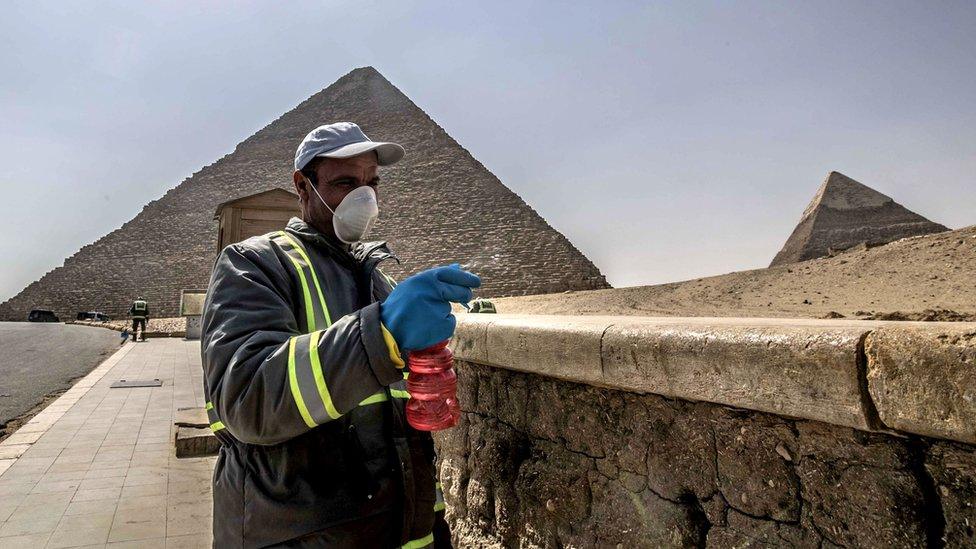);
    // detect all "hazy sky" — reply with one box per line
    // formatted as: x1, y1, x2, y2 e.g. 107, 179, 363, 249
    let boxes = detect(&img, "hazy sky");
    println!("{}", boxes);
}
1, 1, 974, 300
